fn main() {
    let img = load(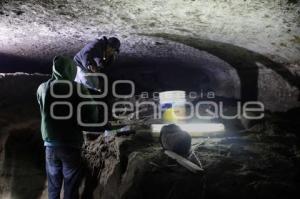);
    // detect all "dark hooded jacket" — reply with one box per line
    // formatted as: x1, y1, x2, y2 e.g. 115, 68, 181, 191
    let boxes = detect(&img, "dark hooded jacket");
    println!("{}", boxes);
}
37, 56, 99, 148
74, 38, 108, 70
